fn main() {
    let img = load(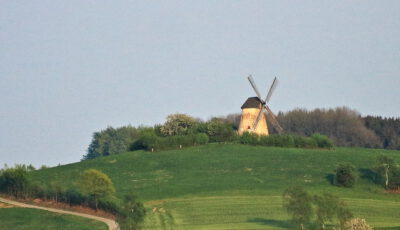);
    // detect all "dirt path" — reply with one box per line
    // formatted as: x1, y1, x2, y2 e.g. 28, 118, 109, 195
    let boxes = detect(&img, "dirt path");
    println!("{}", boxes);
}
0, 197, 119, 230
